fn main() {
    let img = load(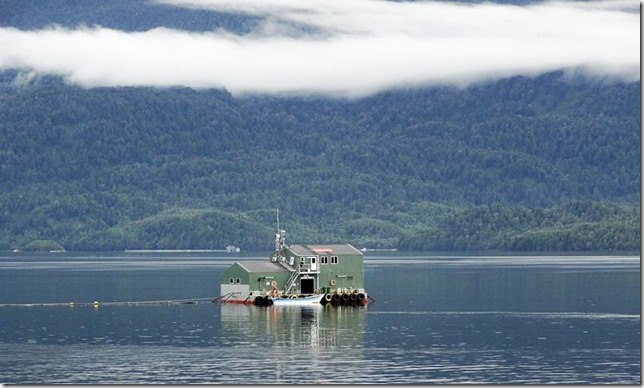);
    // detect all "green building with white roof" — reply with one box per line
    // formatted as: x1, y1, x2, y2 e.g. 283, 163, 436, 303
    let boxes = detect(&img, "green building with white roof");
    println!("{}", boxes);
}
220, 229, 366, 306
